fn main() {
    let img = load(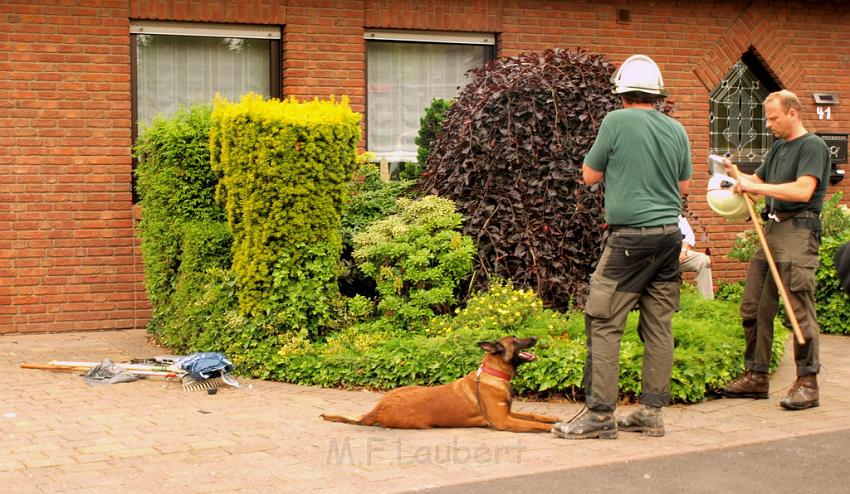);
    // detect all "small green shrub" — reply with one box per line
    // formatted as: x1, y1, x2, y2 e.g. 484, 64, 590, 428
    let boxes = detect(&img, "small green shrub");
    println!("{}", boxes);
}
152, 266, 311, 380
425, 278, 553, 336
820, 192, 850, 238
727, 227, 761, 263
338, 161, 414, 298
395, 162, 417, 182
406, 98, 453, 180
715, 280, 746, 303
353, 195, 475, 331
